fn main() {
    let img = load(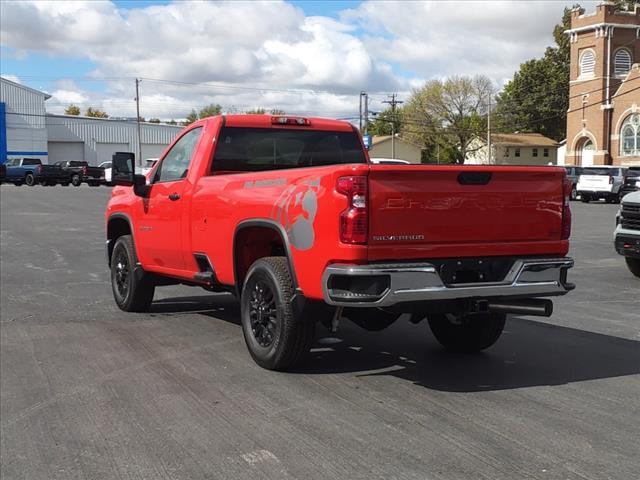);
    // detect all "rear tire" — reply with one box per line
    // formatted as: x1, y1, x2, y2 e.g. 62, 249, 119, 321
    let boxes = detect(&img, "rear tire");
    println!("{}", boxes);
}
625, 257, 640, 278
110, 235, 155, 312
580, 194, 590, 203
25, 173, 35, 186
428, 312, 506, 352
71, 174, 81, 187
240, 257, 315, 371
570, 185, 577, 201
